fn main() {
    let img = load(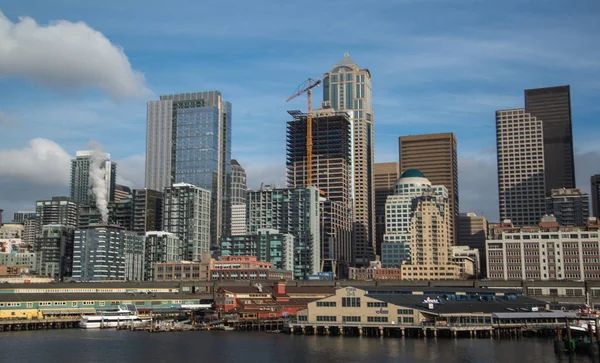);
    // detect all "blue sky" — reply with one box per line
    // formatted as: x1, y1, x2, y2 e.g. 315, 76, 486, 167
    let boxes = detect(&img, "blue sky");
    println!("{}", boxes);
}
0, 0, 599, 221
